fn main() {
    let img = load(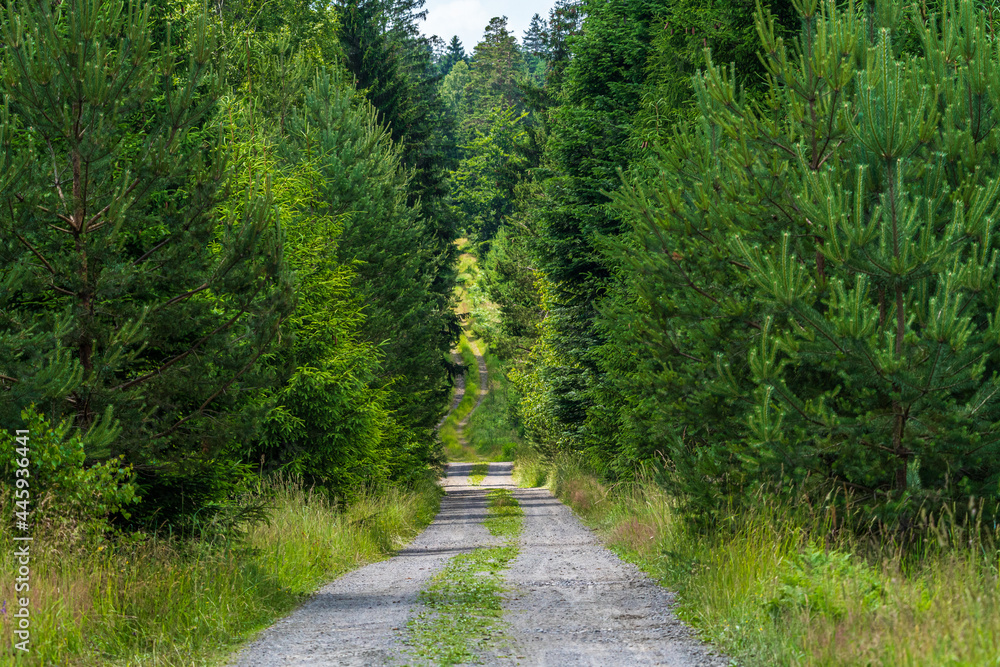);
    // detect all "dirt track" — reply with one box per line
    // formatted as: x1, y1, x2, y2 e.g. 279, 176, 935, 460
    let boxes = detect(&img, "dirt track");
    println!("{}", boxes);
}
228, 464, 727, 666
